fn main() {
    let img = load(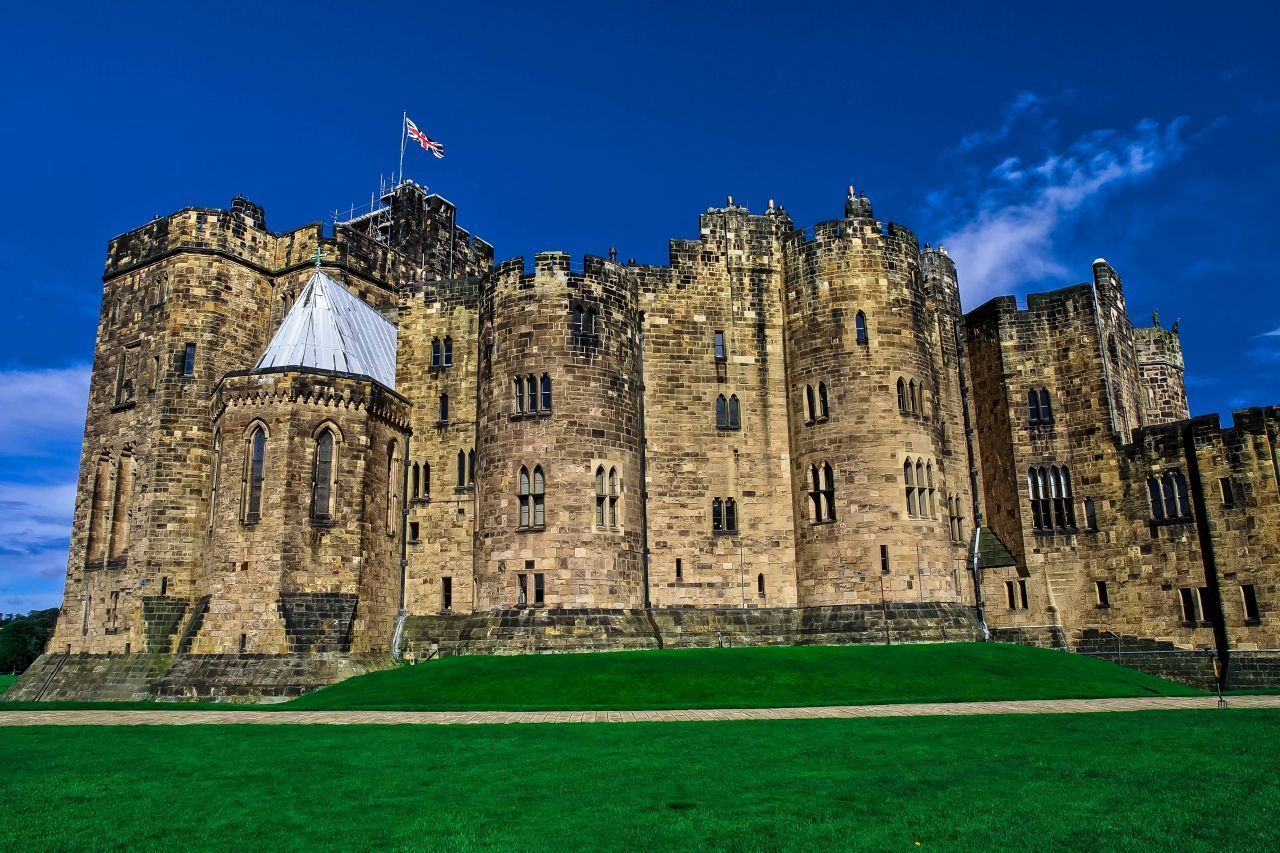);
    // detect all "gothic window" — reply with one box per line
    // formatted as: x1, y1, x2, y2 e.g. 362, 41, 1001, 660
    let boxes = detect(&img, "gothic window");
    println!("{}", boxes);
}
711, 497, 738, 532
243, 426, 266, 524
897, 378, 907, 414
915, 382, 924, 414
716, 394, 729, 429
712, 498, 723, 532
908, 380, 917, 414
532, 466, 545, 527
312, 428, 336, 521
515, 376, 525, 414
855, 311, 869, 345
519, 467, 532, 529
1028, 465, 1074, 531
439, 393, 449, 422
1039, 389, 1053, 423
809, 465, 822, 522
443, 336, 453, 367
728, 394, 740, 429
1173, 471, 1190, 517
1028, 390, 1041, 424
608, 467, 619, 528
527, 375, 538, 411
1053, 466, 1075, 530
1162, 472, 1179, 519
386, 440, 402, 536
925, 462, 936, 519
822, 462, 836, 522
456, 451, 466, 489
1148, 476, 1165, 520
818, 383, 829, 421
1029, 468, 1047, 530
422, 461, 431, 499
208, 431, 221, 531
805, 385, 816, 423
904, 459, 917, 517
431, 338, 442, 367
108, 451, 134, 560
595, 467, 607, 528
713, 330, 727, 361
468, 449, 476, 487
541, 374, 552, 411
412, 463, 420, 501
